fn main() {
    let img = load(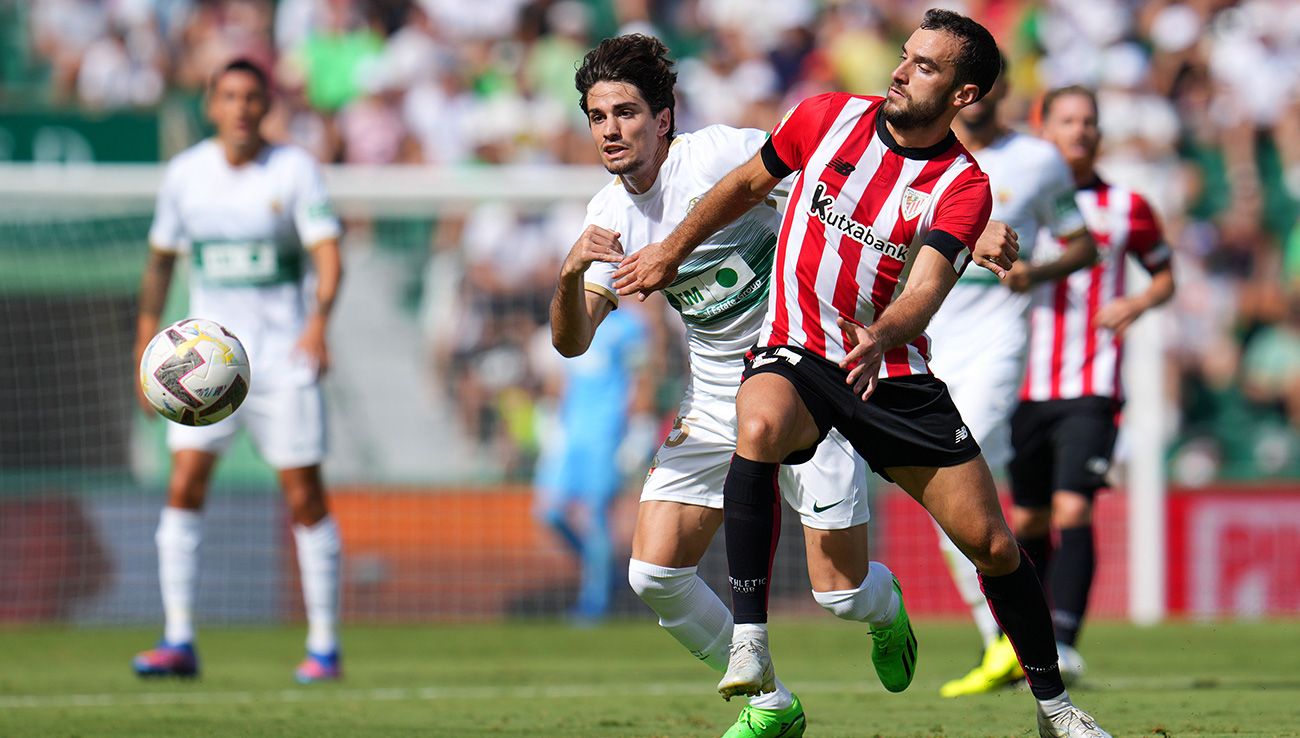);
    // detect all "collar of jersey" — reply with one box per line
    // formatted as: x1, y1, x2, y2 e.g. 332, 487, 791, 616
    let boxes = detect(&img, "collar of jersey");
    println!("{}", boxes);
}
874, 107, 958, 160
